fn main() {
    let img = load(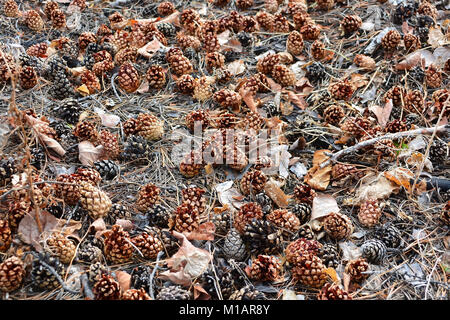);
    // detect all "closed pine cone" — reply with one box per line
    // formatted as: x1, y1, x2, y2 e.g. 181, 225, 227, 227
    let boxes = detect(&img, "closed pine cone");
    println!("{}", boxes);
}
256, 11, 275, 31
285, 238, 322, 264
205, 52, 225, 72
131, 232, 163, 260
26, 43, 48, 58
114, 47, 138, 66
300, 23, 321, 40
55, 174, 82, 205
247, 255, 281, 281
266, 209, 301, 238
73, 120, 99, 142
45, 233, 77, 264
328, 79, 354, 101
293, 183, 316, 204
234, 202, 264, 233
19, 66, 38, 90
404, 34, 421, 52
381, 30, 401, 51
404, 90, 424, 113
44, 1, 59, 18
168, 54, 193, 76
213, 89, 242, 112
158, 1, 175, 16
425, 65, 442, 88
193, 76, 214, 101
3, 0, 19, 17
146, 65, 166, 89
185, 109, 210, 132
323, 105, 345, 125
173, 202, 200, 232
136, 183, 160, 212
286, 31, 304, 56
79, 181, 112, 220
117, 62, 141, 93
51, 9, 66, 29
340, 116, 371, 137
177, 74, 195, 94
291, 253, 327, 288
122, 288, 151, 300
81, 69, 101, 94
240, 169, 268, 195
78, 32, 97, 51
136, 113, 164, 141
311, 40, 326, 60
103, 224, 133, 264
98, 130, 120, 160
323, 212, 354, 240
0, 220, 12, 253
25, 10, 44, 32
272, 64, 296, 87
179, 150, 203, 178
0, 256, 25, 292
341, 15, 362, 33
256, 53, 280, 75
384, 85, 406, 106
358, 199, 382, 228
